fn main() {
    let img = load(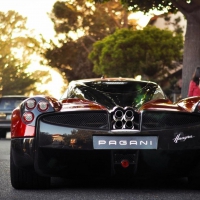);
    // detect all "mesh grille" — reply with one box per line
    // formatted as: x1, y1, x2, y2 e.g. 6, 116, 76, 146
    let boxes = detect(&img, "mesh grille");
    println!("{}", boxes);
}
142, 111, 200, 130
42, 111, 109, 130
